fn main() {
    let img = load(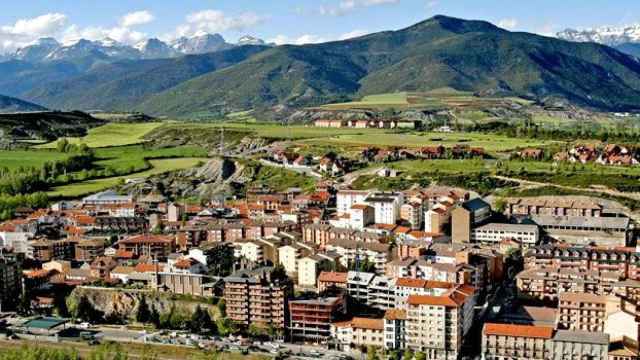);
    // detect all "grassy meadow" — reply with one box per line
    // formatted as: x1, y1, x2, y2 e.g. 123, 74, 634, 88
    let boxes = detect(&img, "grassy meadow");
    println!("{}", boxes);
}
37, 122, 164, 148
